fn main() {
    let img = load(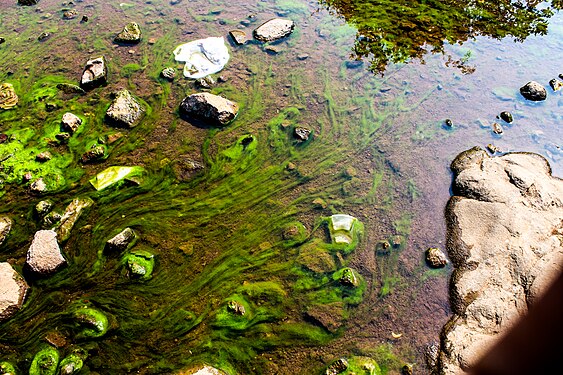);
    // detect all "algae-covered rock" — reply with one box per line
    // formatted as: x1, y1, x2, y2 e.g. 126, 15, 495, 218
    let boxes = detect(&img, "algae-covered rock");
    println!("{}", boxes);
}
253, 18, 295, 42
0, 262, 28, 321
122, 250, 154, 280
337, 267, 359, 287
180, 92, 238, 126
58, 353, 85, 375
0, 361, 17, 374
26, 230, 66, 275
325, 356, 381, 375
326, 214, 363, 252
60, 113, 82, 134
305, 301, 345, 333
0, 216, 12, 246
0, 83, 18, 110
105, 89, 145, 128
106, 227, 136, 252
56, 83, 85, 95
29, 347, 59, 375
80, 57, 107, 90
296, 239, 337, 273
80, 145, 106, 164
281, 221, 308, 244
115, 22, 142, 43
72, 306, 109, 338
89, 166, 145, 191
226, 300, 246, 316
56, 197, 94, 242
